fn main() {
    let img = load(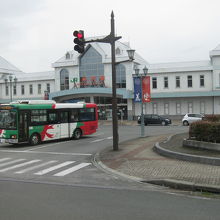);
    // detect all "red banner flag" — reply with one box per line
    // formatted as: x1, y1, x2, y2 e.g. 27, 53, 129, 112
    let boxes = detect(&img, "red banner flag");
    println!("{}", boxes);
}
142, 76, 151, 102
